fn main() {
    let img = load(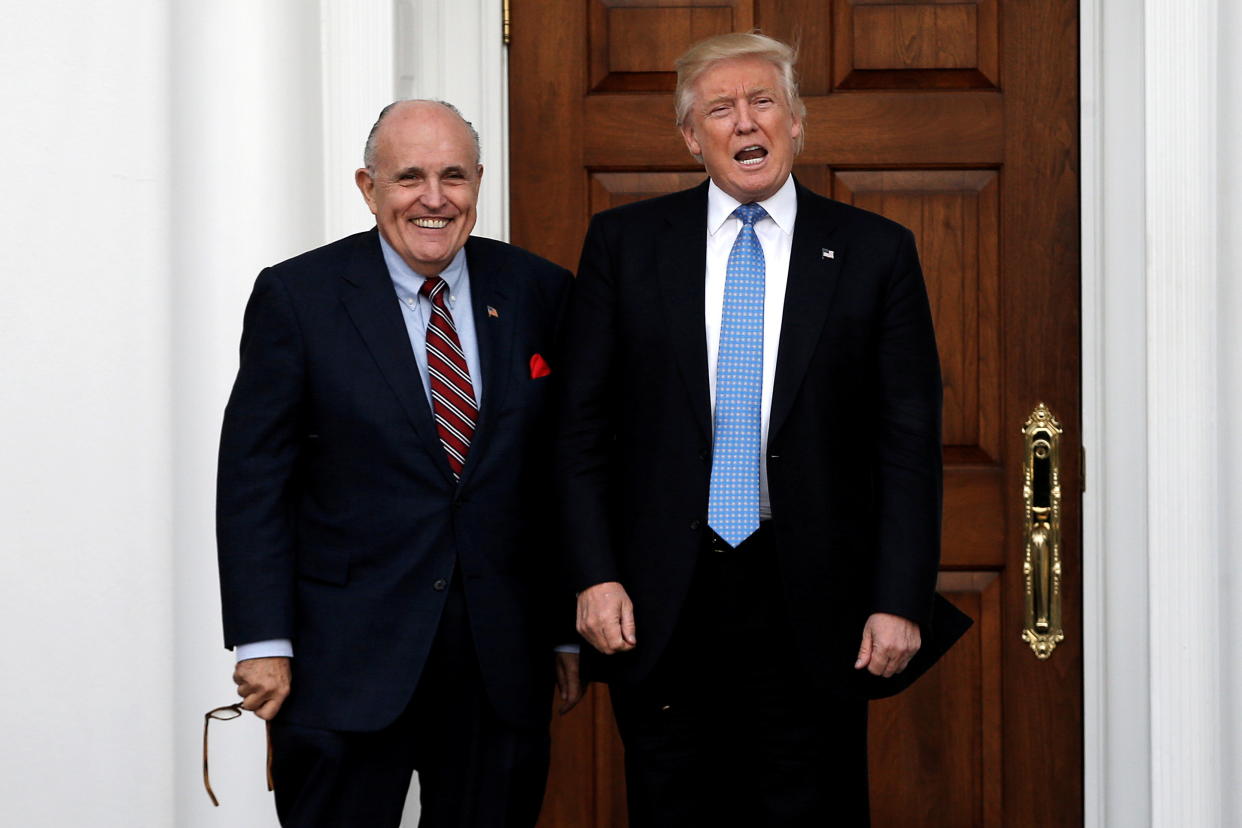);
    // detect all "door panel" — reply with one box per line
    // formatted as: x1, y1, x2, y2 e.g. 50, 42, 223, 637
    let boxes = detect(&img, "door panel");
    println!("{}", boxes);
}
510, 2, 1081, 825
870, 571, 1004, 828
